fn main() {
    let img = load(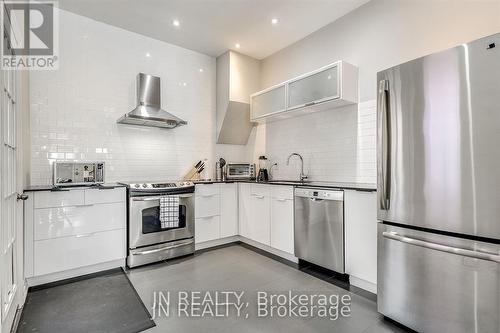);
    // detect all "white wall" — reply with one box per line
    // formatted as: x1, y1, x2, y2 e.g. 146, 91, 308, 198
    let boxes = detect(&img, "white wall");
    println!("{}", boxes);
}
245, 0, 500, 183
30, 9, 216, 185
